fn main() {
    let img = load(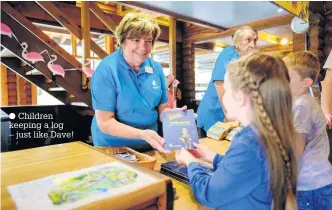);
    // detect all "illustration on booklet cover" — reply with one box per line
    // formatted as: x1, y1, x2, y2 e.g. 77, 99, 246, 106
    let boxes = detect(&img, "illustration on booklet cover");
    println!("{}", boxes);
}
161, 110, 199, 150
